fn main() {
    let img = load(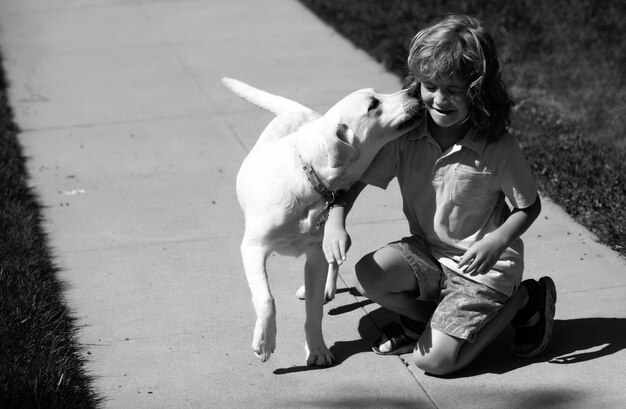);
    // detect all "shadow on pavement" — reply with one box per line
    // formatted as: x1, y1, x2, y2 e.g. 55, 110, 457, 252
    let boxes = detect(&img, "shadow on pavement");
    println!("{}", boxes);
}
443, 317, 626, 378
273, 289, 393, 375
281, 396, 427, 409
275, 281, 626, 377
